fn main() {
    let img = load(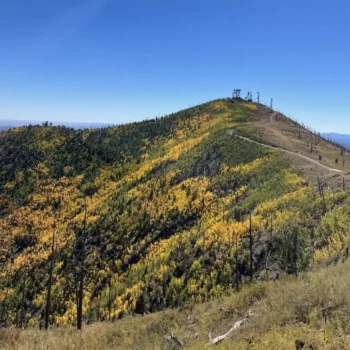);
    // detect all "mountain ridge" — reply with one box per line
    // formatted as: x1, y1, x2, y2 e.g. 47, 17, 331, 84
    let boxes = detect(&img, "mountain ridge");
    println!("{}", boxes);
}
0, 119, 115, 131
321, 132, 350, 150
1, 99, 349, 348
